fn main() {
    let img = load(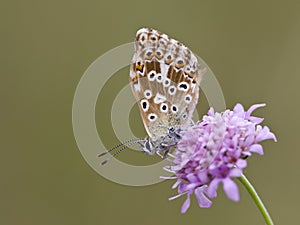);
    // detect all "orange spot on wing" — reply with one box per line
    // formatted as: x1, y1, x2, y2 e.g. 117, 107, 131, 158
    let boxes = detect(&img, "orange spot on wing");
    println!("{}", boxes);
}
132, 76, 138, 83
136, 64, 144, 72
